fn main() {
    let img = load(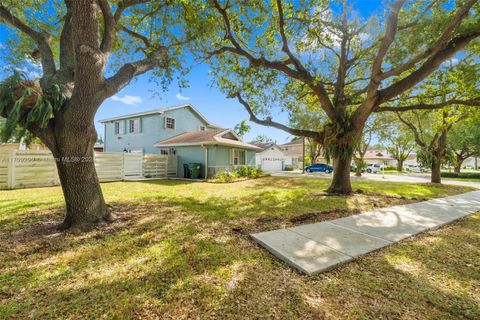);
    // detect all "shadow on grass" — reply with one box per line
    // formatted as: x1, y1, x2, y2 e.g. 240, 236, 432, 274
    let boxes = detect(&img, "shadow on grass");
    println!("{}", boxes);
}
1, 193, 326, 318
315, 215, 480, 319
1, 176, 479, 318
